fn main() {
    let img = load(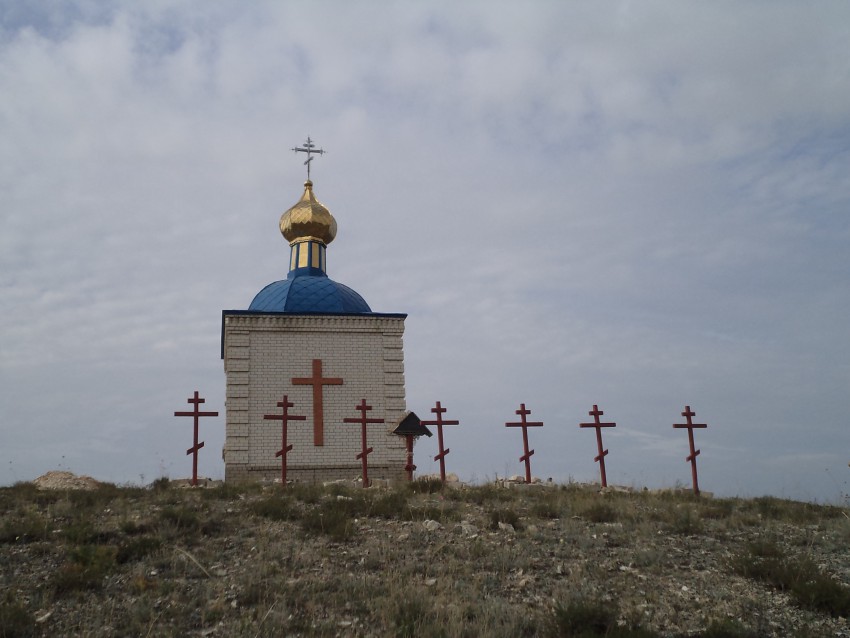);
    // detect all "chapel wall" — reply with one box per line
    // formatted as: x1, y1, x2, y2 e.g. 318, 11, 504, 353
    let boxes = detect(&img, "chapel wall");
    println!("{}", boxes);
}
222, 313, 407, 483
